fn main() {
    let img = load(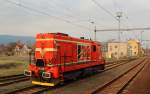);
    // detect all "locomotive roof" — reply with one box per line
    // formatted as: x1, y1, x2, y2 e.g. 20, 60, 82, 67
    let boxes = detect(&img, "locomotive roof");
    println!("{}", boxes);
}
36, 32, 101, 45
